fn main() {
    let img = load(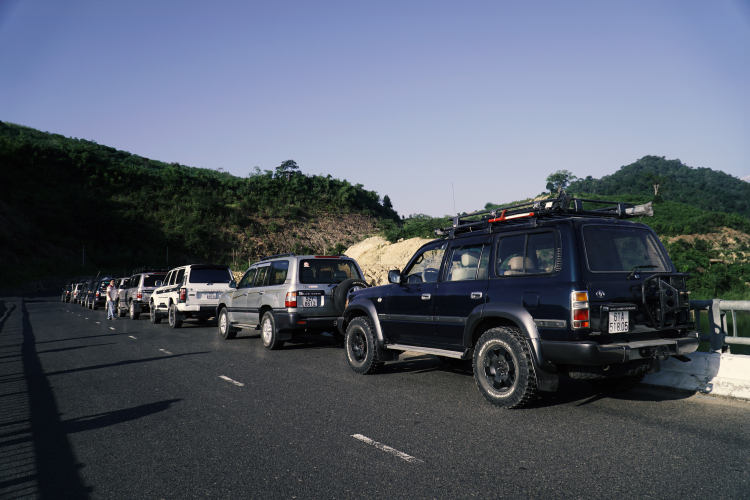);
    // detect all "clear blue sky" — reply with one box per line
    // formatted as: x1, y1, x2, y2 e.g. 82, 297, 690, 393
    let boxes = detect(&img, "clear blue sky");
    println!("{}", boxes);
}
2, 0, 748, 217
